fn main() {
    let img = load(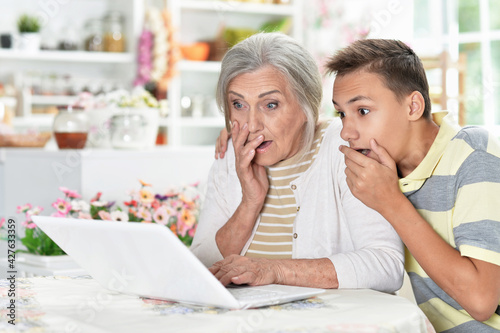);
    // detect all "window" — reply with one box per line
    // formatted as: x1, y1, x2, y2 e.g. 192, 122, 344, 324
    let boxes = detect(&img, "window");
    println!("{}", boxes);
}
414, 0, 500, 136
